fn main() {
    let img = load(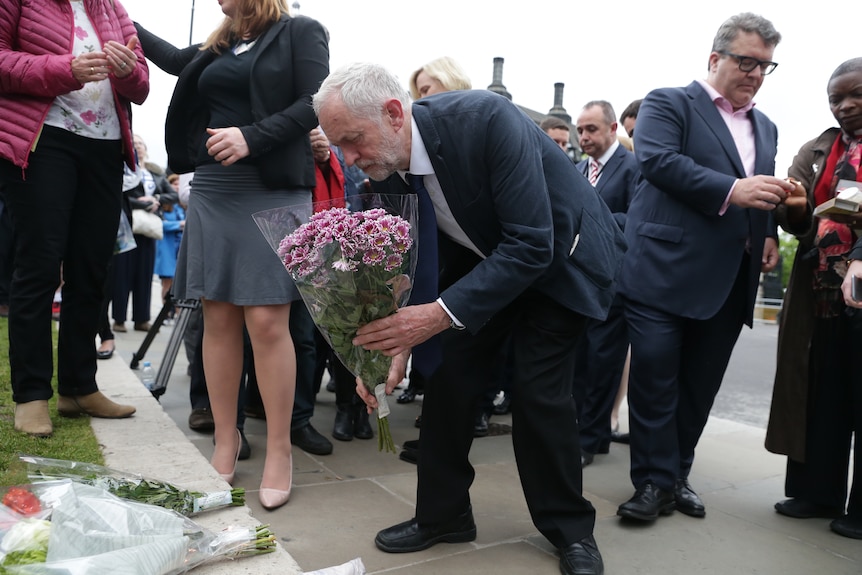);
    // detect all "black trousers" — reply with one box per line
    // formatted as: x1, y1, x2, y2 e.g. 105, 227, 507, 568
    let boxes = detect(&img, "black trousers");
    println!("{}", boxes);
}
415, 289, 594, 549
111, 233, 155, 324
785, 310, 862, 516
623, 259, 748, 491
0, 126, 122, 402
